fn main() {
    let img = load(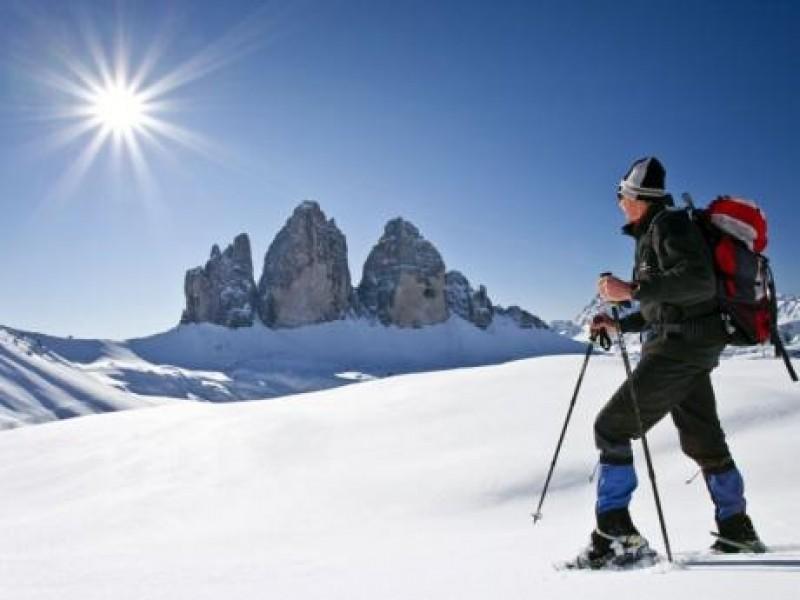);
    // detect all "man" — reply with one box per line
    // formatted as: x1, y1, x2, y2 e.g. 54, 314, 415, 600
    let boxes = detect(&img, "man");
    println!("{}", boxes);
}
577, 156, 766, 569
